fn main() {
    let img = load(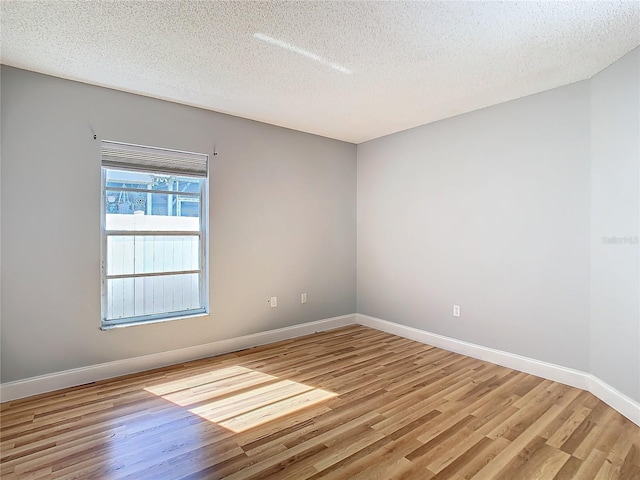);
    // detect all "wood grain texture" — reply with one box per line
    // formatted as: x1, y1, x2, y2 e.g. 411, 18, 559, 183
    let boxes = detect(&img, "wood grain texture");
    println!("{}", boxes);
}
1, 326, 639, 479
